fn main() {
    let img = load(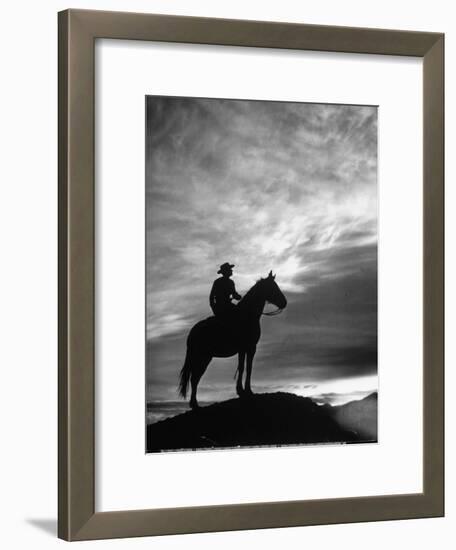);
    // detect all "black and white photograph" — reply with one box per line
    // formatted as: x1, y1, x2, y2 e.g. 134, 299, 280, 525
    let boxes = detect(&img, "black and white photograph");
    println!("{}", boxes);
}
145, 95, 378, 452
1, 1, 448, 545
